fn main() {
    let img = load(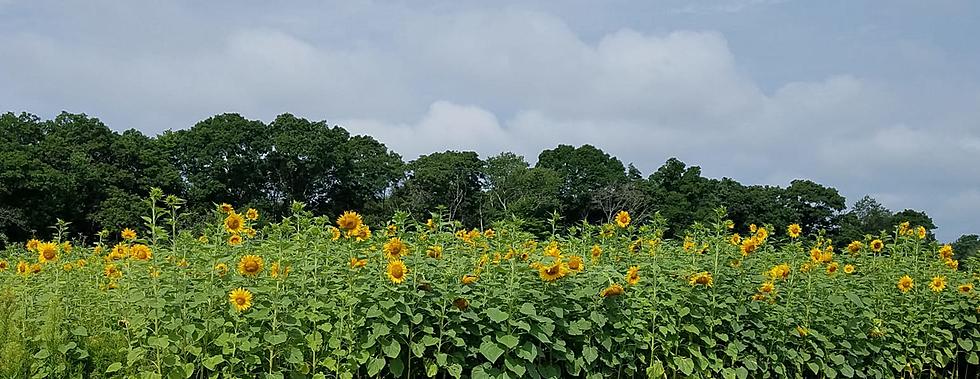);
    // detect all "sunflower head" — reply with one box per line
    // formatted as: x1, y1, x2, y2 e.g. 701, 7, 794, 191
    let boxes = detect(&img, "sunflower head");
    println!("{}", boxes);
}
959, 283, 973, 294
26, 239, 41, 252
590, 245, 602, 262
453, 298, 469, 311
224, 212, 245, 234
938, 244, 954, 260
330, 227, 341, 241
228, 234, 243, 246
130, 244, 152, 260
615, 211, 631, 228
219, 203, 234, 214
870, 239, 884, 252
214, 263, 229, 276
729, 233, 742, 246
847, 241, 863, 254
946, 259, 959, 271
787, 224, 802, 239
538, 258, 568, 282
349, 257, 367, 269
826, 262, 839, 275
121, 228, 137, 241
16, 261, 29, 275
897, 275, 914, 293
0, 260, 7, 271
229, 288, 253, 312
929, 276, 947, 293
426, 245, 443, 259
37, 242, 59, 263
237, 255, 264, 277
336, 211, 363, 232
759, 281, 775, 293
567, 255, 584, 273
386, 260, 408, 284
915, 226, 927, 240
245, 208, 259, 221
740, 238, 759, 256
383, 237, 409, 260
461, 274, 478, 285
843, 264, 855, 274
625, 266, 641, 285
600, 283, 625, 298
